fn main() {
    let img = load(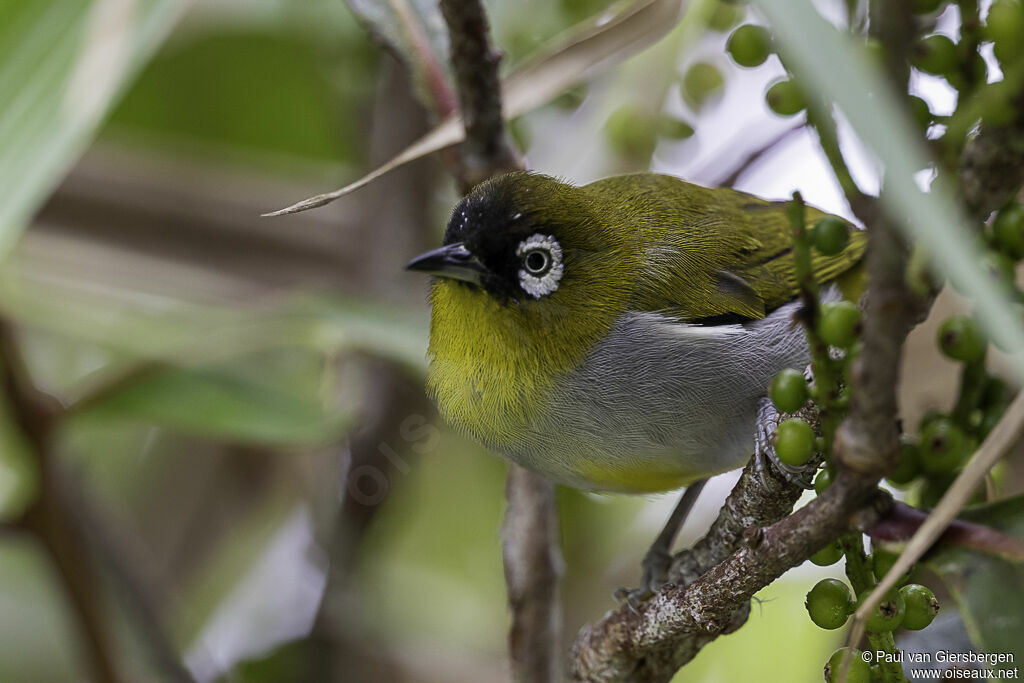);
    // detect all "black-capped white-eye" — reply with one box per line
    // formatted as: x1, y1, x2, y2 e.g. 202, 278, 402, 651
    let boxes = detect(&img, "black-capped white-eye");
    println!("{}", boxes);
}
516, 233, 563, 298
